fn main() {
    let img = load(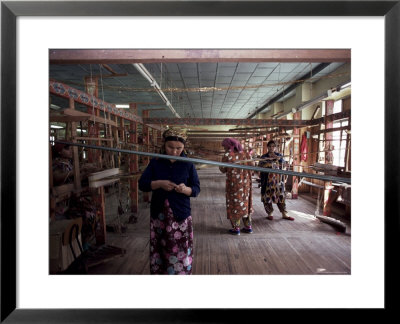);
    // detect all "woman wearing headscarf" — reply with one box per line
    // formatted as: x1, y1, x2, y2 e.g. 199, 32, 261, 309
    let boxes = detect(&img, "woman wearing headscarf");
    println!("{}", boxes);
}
219, 138, 254, 235
139, 128, 200, 274
259, 140, 294, 221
